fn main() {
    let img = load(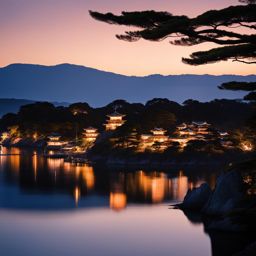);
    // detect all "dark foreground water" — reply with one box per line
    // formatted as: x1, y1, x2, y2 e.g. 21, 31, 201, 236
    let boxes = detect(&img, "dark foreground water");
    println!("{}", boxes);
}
0, 147, 238, 256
